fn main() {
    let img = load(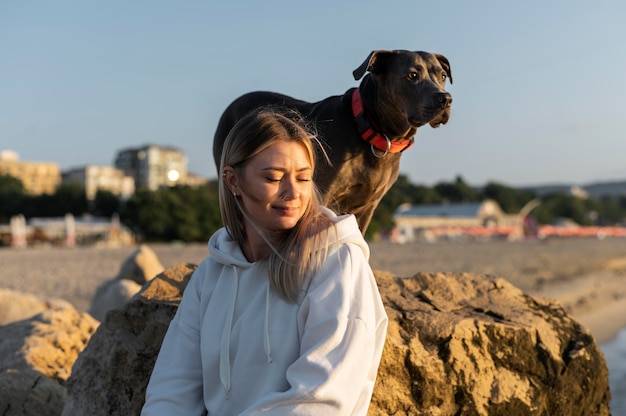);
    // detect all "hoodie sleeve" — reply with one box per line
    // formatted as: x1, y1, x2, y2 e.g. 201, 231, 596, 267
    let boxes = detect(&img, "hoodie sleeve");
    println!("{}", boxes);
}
240, 243, 388, 415
141, 260, 209, 416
